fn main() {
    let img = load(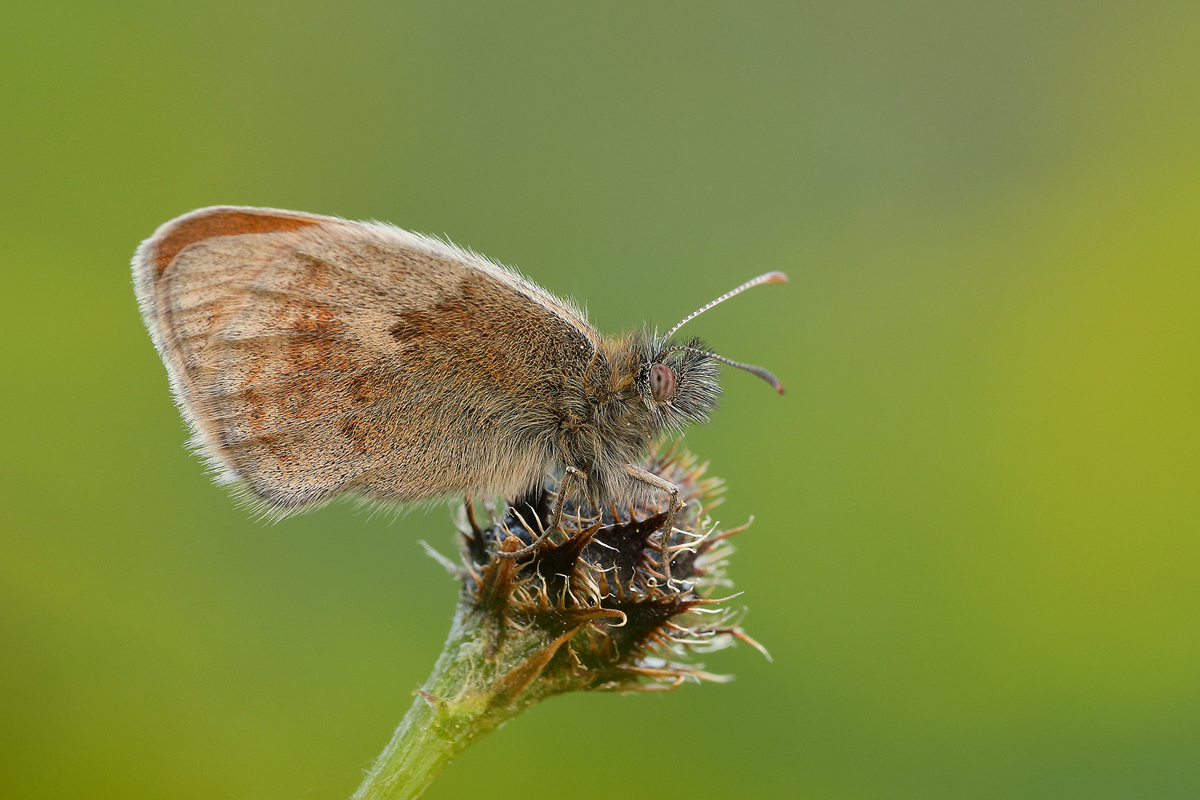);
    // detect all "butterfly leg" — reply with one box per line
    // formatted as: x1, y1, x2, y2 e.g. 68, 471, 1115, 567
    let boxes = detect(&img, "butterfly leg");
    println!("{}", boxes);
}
550, 466, 586, 533
624, 464, 683, 588
498, 466, 586, 560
